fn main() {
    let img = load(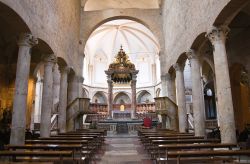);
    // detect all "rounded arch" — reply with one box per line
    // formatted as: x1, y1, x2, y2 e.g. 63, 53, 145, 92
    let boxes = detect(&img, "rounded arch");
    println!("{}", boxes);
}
190, 32, 207, 51
213, 0, 250, 26
84, 16, 160, 50
176, 52, 188, 66
0, 1, 31, 34
137, 90, 153, 103
113, 92, 131, 104
57, 57, 68, 69
92, 91, 107, 104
